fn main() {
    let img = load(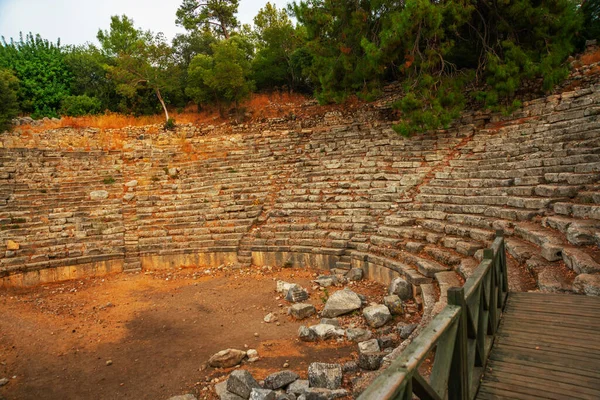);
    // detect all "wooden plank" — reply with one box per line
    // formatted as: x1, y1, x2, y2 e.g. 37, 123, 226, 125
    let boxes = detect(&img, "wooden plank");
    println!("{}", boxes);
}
496, 331, 600, 353
507, 298, 600, 310
495, 337, 600, 358
493, 342, 600, 365
505, 304, 600, 319
488, 352, 600, 379
508, 293, 600, 307
501, 314, 600, 332
478, 381, 579, 400
499, 322, 600, 341
490, 348, 599, 372
430, 319, 458, 397
486, 367, 600, 398
488, 360, 600, 391
477, 387, 541, 400
502, 309, 600, 328
413, 372, 443, 400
